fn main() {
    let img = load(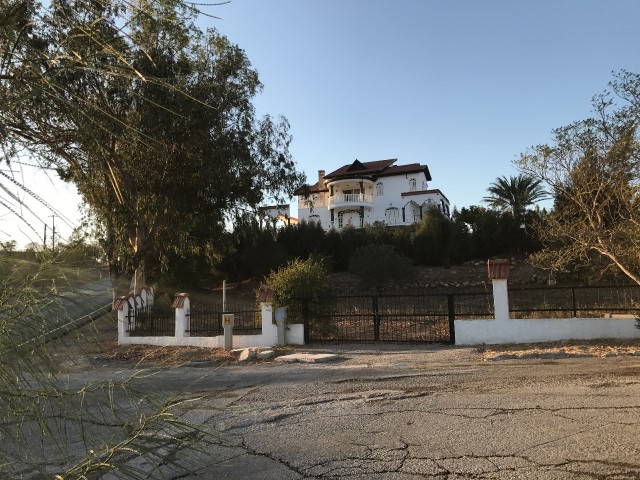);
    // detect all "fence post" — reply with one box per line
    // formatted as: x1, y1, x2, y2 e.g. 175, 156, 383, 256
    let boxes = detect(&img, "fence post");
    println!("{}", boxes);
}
172, 293, 190, 342
492, 278, 510, 322
303, 299, 310, 344
572, 287, 577, 318
114, 296, 130, 345
260, 301, 274, 338
373, 296, 380, 341
447, 294, 456, 344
